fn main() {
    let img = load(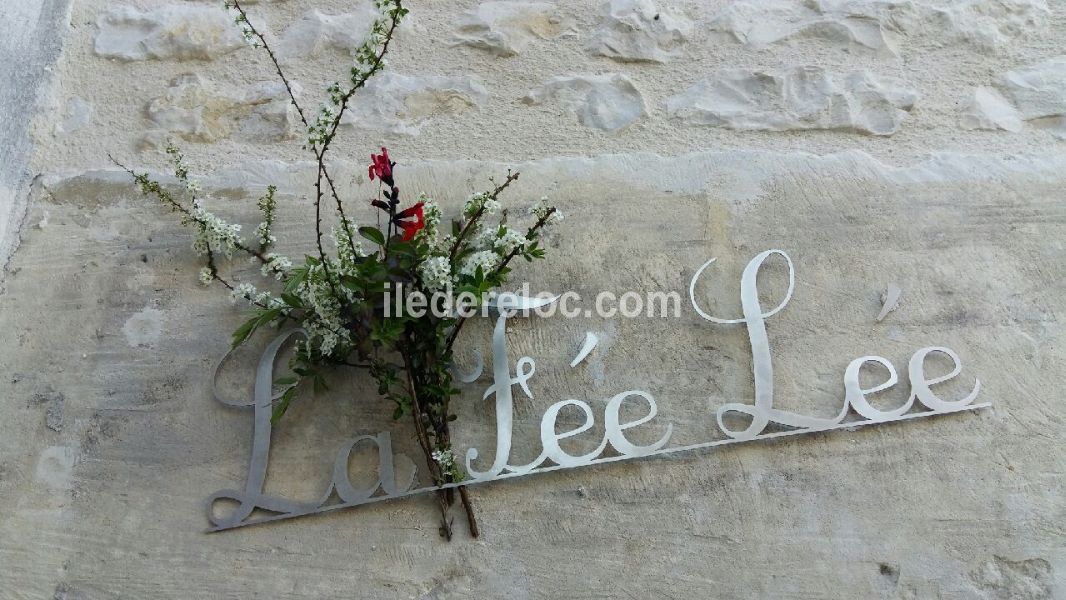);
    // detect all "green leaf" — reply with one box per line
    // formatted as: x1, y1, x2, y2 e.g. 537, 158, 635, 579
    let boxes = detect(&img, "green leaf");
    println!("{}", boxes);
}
359, 226, 386, 246
274, 376, 298, 386
283, 267, 308, 293
271, 387, 296, 425
231, 314, 259, 348
231, 308, 283, 349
